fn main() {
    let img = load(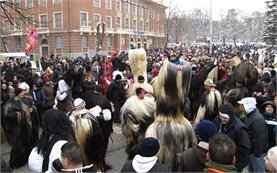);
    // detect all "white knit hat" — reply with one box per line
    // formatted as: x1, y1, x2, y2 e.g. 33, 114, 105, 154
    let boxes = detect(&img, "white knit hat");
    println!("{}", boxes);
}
73, 98, 85, 109
18, 82, 30, 92
267, 146, 277, 171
